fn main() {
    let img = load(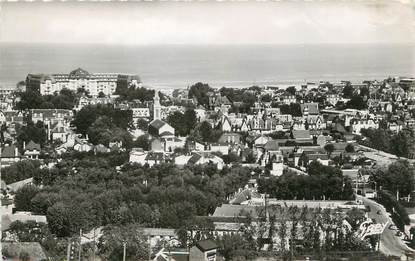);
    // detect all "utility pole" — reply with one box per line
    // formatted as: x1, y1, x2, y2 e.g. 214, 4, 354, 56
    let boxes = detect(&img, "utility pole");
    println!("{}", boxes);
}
148, 235, 151, 261
92, 228, 96, 261
290, 238, 293, 261
355, 172, 359, 201
78, 229, 82, 261
122, 241, 126, 261
67, 239, 76, 260
0, 144, 2, 261
67, 242, 71, 261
